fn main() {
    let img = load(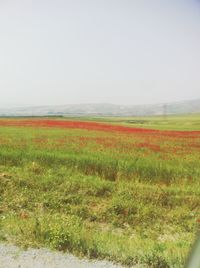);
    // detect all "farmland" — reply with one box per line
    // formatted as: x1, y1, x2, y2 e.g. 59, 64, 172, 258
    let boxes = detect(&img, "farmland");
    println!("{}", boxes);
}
0, 116, 200, 268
